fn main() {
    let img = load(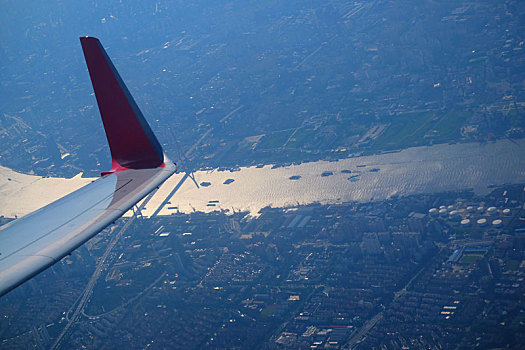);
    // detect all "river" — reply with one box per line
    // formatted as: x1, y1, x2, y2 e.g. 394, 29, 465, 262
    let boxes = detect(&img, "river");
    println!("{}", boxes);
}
1, 139, 524, 218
